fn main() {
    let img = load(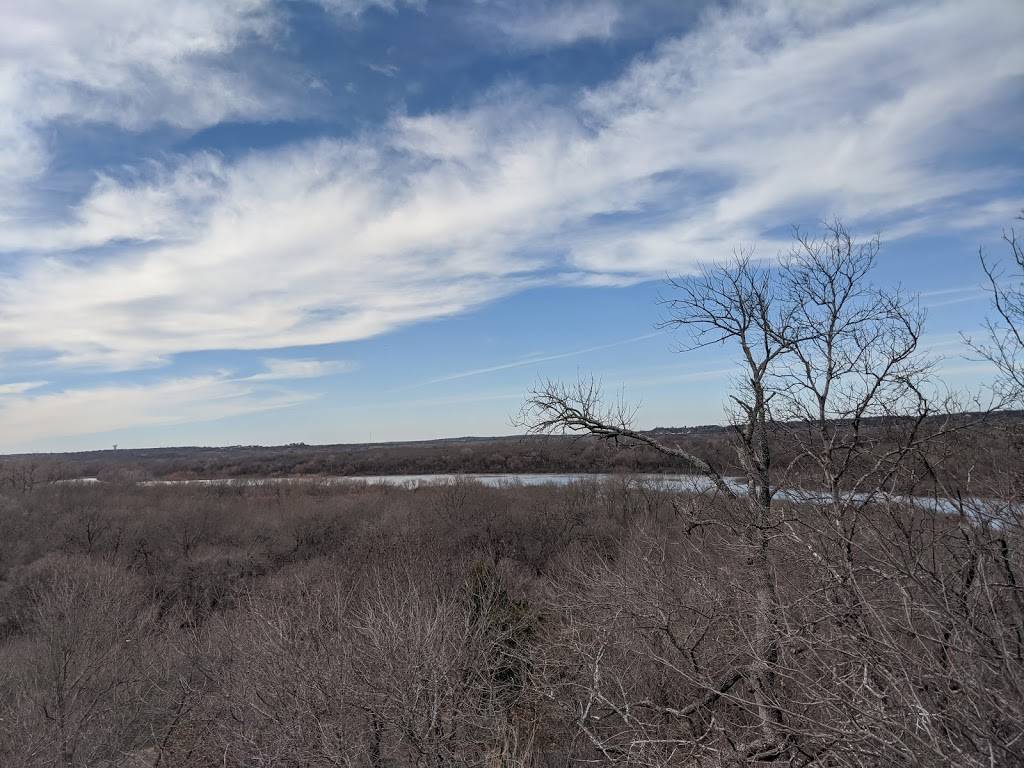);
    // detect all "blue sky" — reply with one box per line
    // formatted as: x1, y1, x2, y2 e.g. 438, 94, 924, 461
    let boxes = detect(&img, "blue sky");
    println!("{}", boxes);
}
0, 0, 1021, 452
